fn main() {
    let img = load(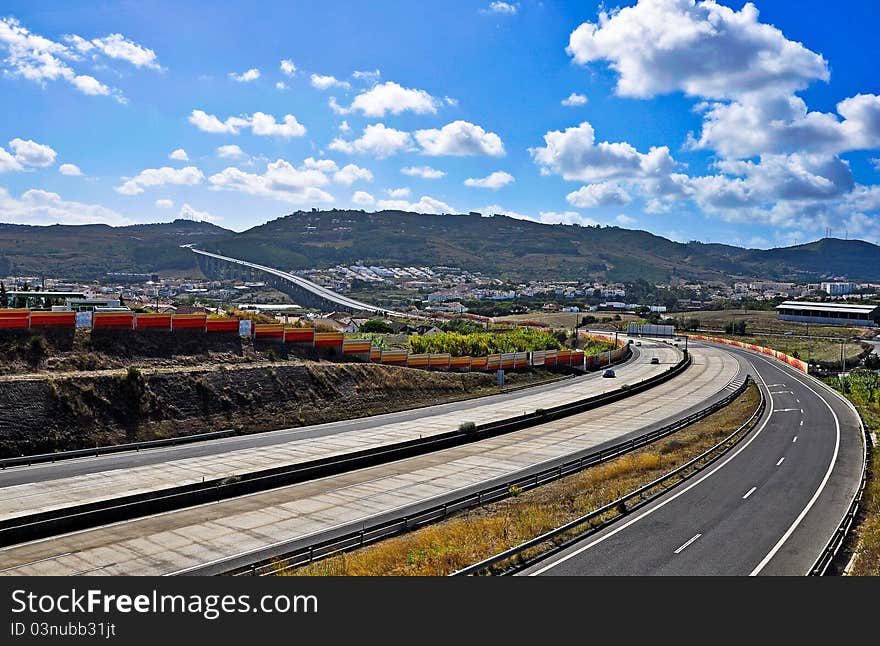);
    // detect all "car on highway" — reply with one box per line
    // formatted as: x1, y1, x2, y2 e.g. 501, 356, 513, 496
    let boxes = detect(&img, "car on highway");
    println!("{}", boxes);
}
635, 341, 642, 346
602, 368, 616, 378
650, 357, 660, 364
